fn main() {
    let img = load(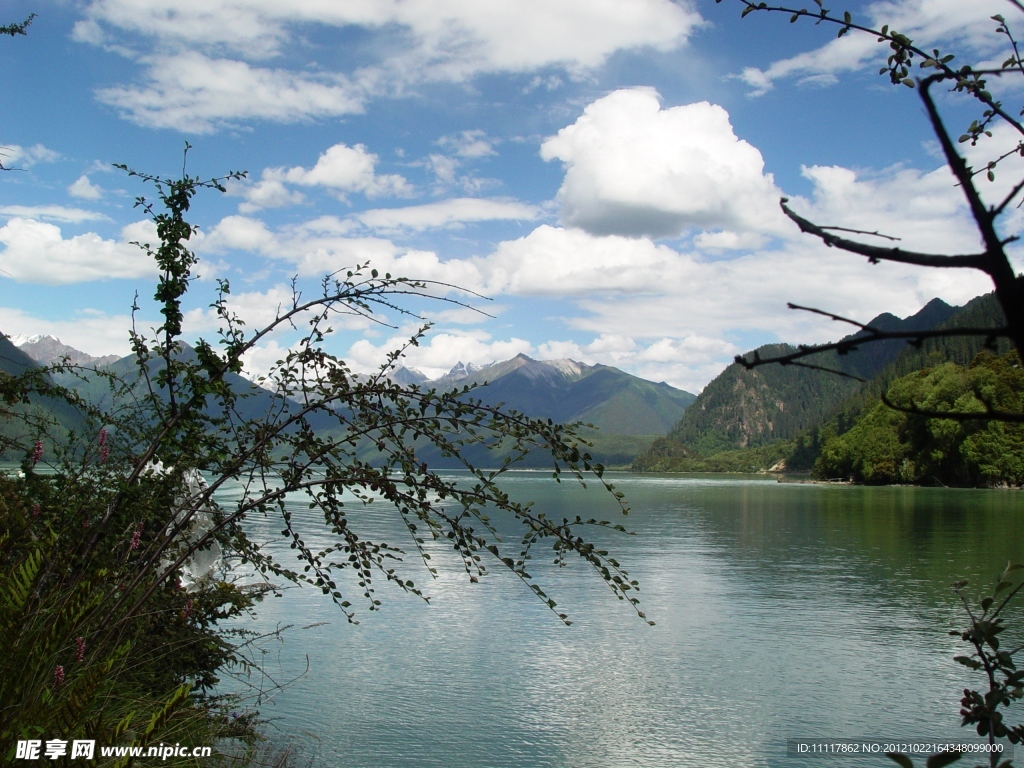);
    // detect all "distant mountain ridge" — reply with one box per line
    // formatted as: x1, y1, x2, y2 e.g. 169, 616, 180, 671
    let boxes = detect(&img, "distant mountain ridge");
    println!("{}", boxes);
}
394, 353, 696, 437
14, 335, 120, 367
4, 331, 695, 467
